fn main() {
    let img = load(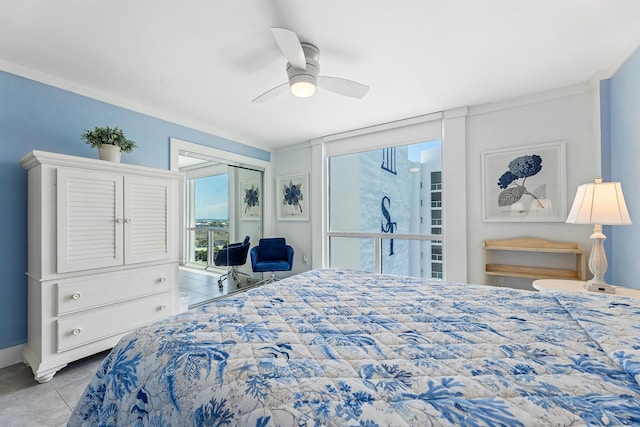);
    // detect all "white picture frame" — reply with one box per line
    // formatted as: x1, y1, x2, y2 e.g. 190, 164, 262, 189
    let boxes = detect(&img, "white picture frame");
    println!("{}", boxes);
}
277, 173, 309, 221
481, 141, 566, 222
239, 180, 260, 221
